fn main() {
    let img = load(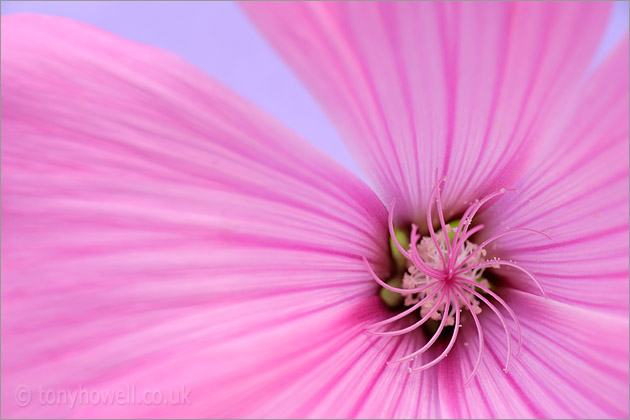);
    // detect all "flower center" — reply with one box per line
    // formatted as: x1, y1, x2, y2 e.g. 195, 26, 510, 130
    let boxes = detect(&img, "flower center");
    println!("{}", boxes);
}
399, 221, 489, 322
363, 177, 549, 386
